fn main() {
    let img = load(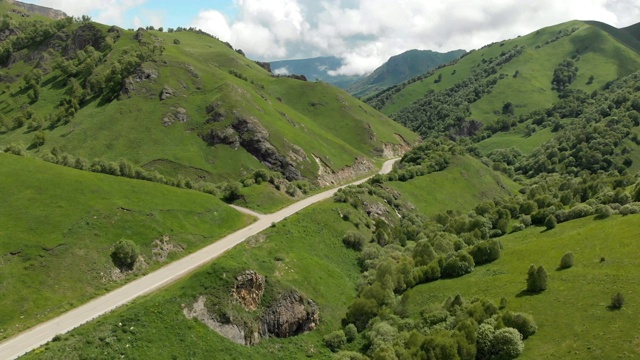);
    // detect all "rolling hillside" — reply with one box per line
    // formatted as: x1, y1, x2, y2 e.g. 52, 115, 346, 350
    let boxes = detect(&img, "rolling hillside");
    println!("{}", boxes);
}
347, 49, 465, 98
0, 0, 417, 189
0, 153, 252, 340
366, 20, 640, 138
